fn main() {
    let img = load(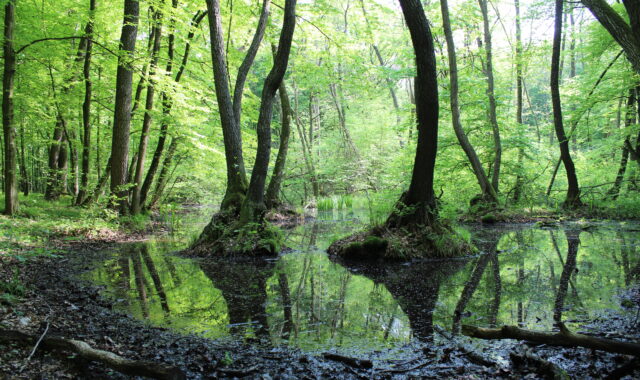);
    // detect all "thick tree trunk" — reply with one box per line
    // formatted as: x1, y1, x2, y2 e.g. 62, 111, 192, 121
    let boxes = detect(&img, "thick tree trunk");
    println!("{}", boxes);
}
2, 0, 17, 215
240, 0, 297, 223
265, 79, 292, 210
110, 0, 140, 215
440, 0, 498, 204
205, 0, 249, 212
581, 0, 640, 74
131, 5, 163, 214
387, 0, 440, 227
76, 0, 96, 205
551, 0, 582, 208
478, 0, 502, 193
